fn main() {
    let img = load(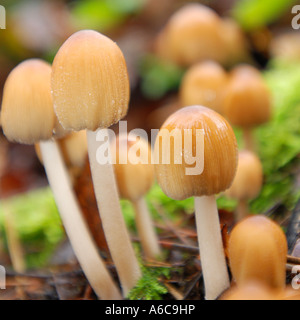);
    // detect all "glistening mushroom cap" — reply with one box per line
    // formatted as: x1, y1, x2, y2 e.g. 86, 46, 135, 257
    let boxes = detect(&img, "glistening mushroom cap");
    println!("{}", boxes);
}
179, 61, 227, 113
228, 215, 288, 289
154, 105, 238, 200
223, 65, 271, 128
51, 30, 130, 131
112, 134, 155, 201
1, 59, 55, 144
